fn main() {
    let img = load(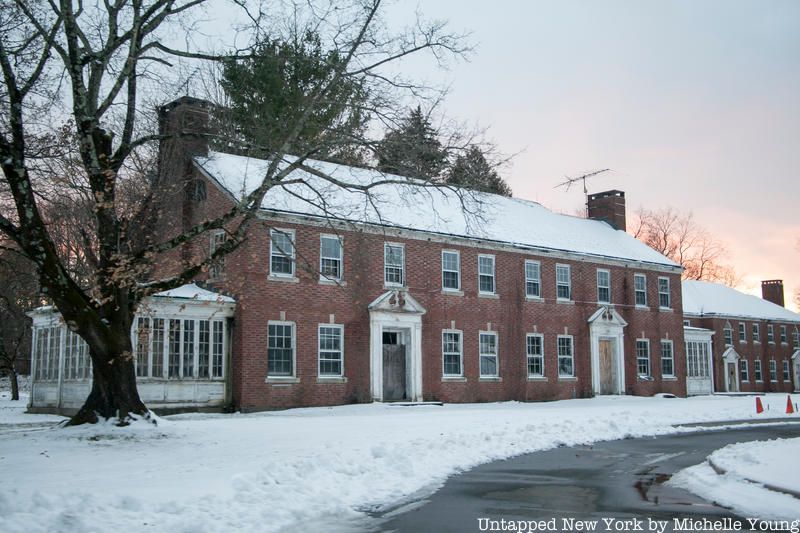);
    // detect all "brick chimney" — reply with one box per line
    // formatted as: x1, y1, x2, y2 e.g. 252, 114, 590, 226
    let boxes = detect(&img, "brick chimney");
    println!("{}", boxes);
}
761, 280, 785, 307
587, 190, 626, 231
157, 96, 213, 180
